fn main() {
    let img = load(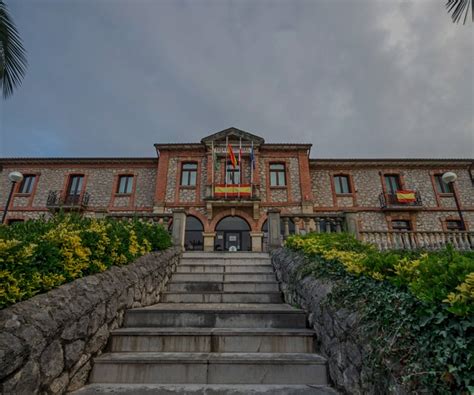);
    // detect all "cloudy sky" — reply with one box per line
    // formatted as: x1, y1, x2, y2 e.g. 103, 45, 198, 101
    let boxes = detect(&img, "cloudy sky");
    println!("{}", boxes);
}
1, 0, 472, 158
